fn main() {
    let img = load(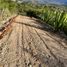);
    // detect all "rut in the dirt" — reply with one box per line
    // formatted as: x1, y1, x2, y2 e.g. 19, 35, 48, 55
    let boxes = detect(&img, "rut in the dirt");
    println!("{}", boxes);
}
0, 15, 67, 67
